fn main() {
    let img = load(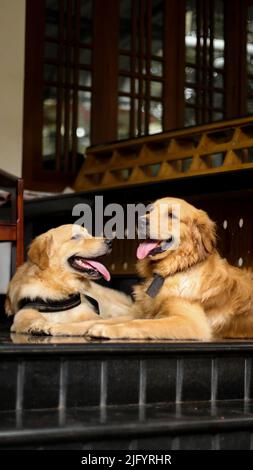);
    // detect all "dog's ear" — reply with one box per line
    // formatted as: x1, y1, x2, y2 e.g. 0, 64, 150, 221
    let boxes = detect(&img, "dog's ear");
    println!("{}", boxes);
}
4, 295, 13, 316
195, 210, 216, 255
28, 234, 53, 270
